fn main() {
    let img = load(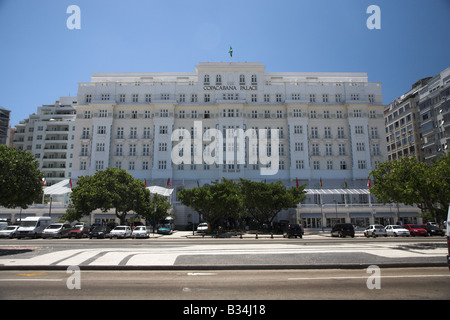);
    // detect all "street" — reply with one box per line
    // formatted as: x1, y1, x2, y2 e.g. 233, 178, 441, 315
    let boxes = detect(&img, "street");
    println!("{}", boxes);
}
0, 267, 449, 300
